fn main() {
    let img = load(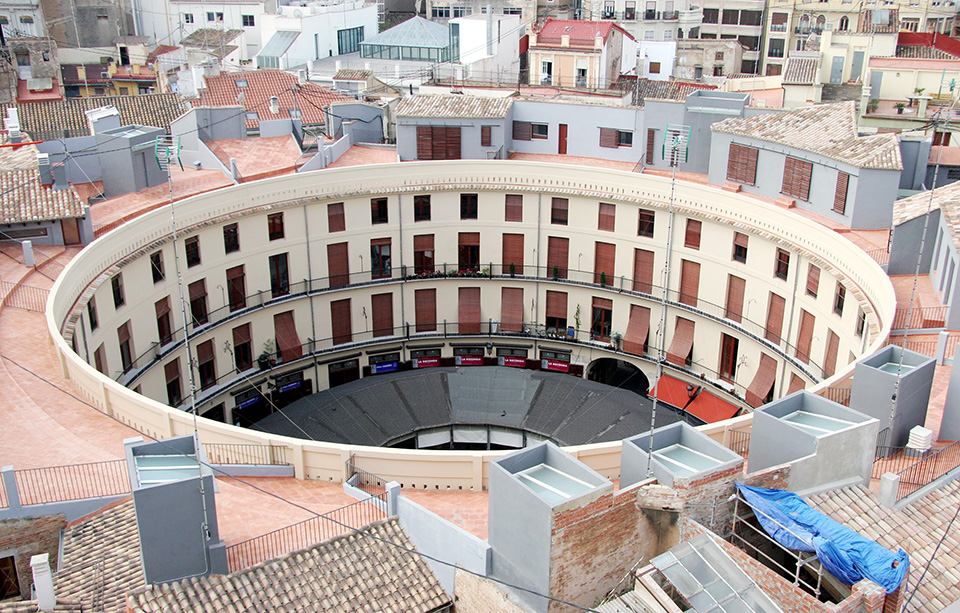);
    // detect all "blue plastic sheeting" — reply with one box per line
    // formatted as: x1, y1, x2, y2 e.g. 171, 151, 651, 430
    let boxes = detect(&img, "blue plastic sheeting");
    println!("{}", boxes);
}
735, 483, 909, 594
